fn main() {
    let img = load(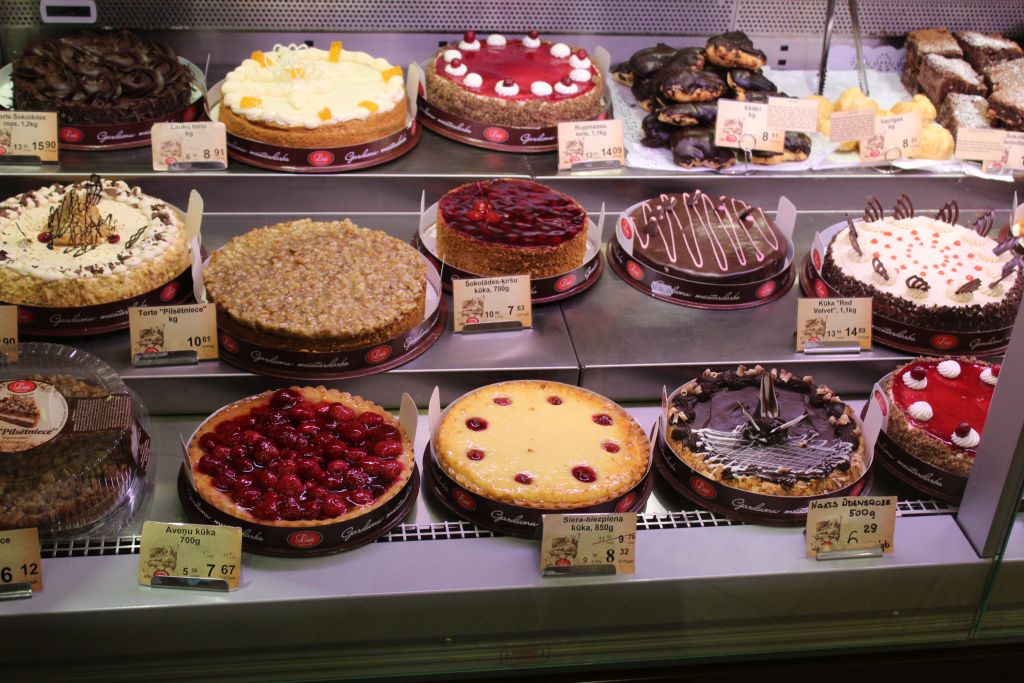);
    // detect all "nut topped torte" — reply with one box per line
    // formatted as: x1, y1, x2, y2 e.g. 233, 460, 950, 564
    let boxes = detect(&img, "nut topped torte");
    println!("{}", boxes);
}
665, 366, 865, 497
203, 219, 426, 352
